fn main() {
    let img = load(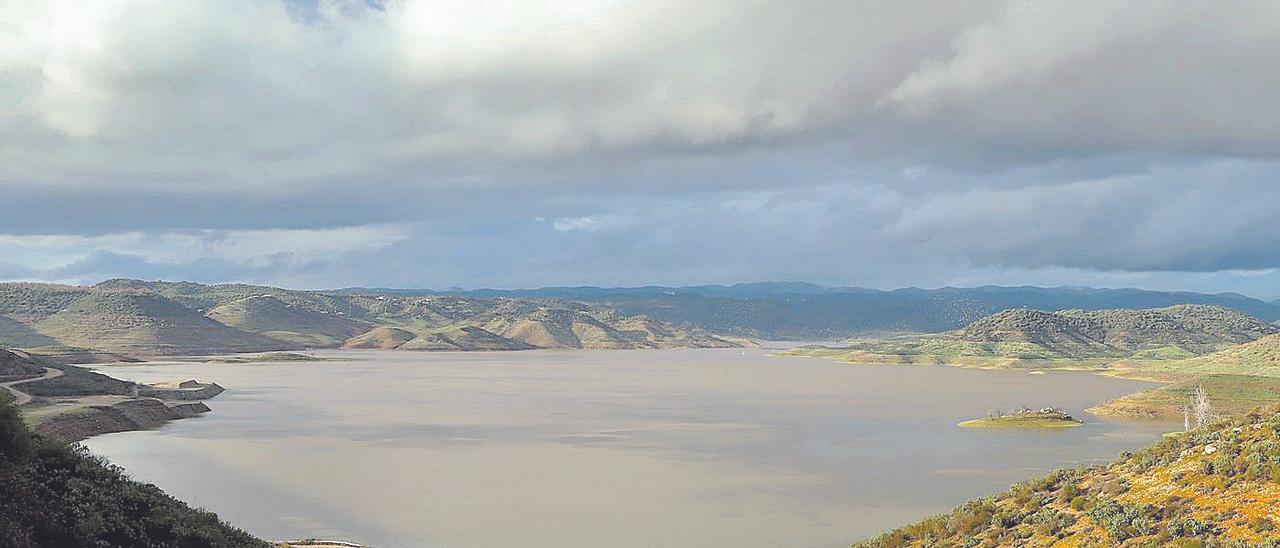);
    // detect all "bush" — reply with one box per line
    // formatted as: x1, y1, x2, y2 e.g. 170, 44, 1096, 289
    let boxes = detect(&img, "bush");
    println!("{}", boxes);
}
1069, 496, 1087, 511
1166, 517, 1214, 537
1087, 498, 1158, 541
0, 400, 264, 547
1249, 516, 1275, 533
